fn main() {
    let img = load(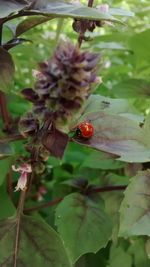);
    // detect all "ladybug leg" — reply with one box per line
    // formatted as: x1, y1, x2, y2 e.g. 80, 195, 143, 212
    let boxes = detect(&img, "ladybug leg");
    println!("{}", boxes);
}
75, 128, 82, 138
